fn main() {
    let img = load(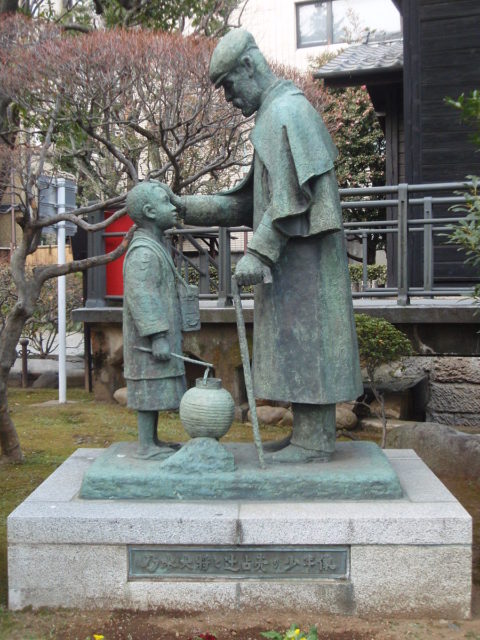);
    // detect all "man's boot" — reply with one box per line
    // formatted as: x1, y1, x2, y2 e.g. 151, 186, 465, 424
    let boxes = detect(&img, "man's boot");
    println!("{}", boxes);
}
267, 403, 335, 463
